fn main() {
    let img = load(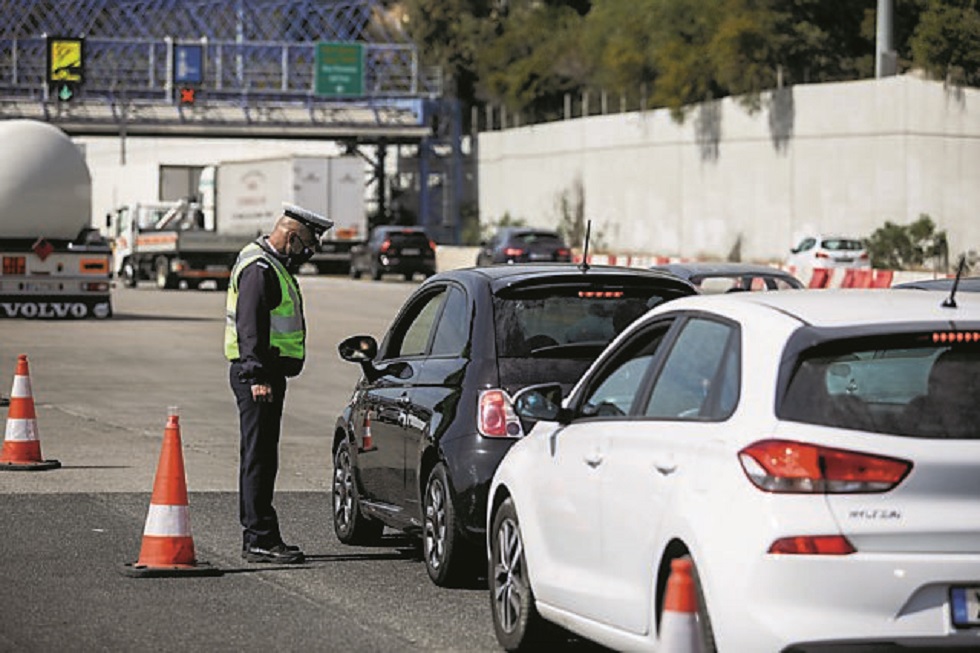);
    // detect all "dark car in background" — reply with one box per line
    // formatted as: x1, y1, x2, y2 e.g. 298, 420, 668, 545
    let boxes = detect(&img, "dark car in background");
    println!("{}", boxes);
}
350, 225, 436, 281
331, 264, 696, 586
652, 262, 804, 293
476, 227, 572, 266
